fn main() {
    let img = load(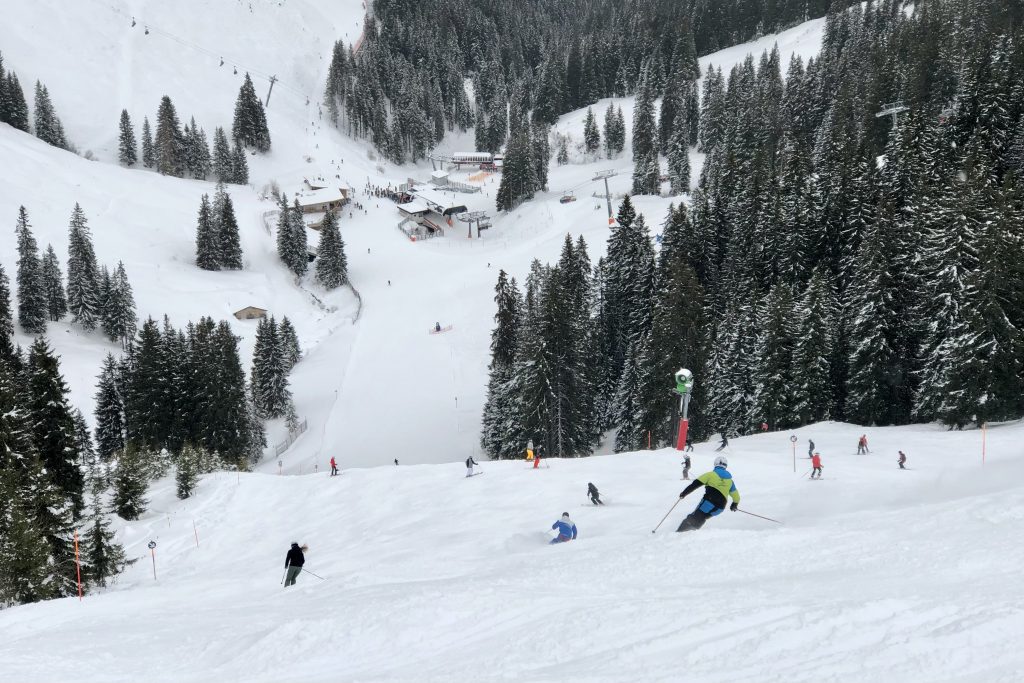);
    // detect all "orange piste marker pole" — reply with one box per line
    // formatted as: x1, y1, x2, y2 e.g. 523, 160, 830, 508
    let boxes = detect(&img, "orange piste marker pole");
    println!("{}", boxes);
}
74, 529, 83, 601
